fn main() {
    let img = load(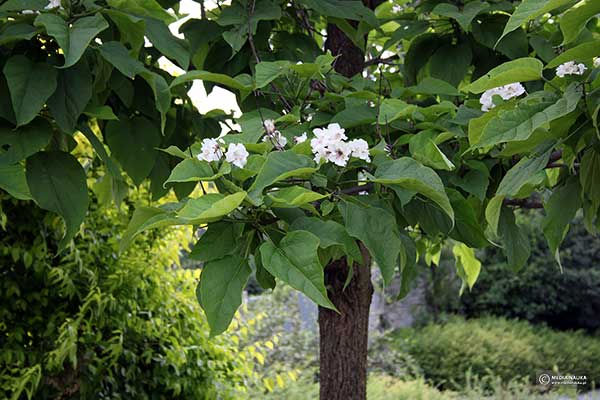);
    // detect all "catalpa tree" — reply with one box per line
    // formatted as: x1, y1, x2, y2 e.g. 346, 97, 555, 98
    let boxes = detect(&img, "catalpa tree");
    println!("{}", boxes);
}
1, 0, 599, 398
